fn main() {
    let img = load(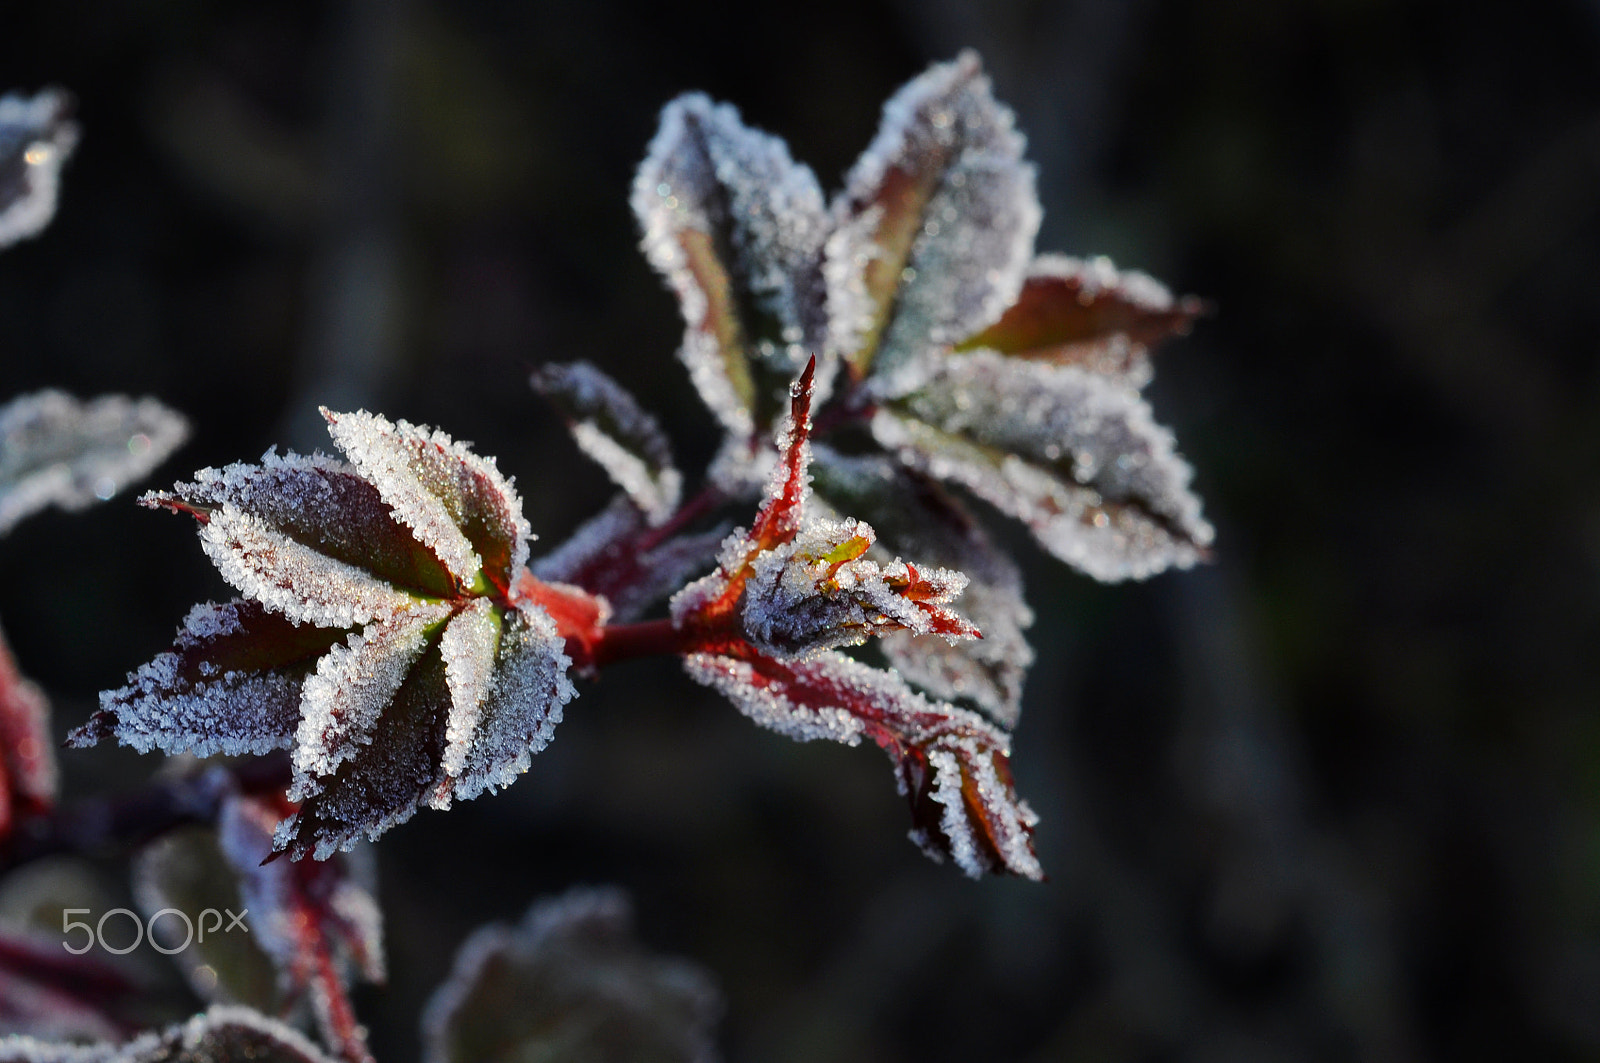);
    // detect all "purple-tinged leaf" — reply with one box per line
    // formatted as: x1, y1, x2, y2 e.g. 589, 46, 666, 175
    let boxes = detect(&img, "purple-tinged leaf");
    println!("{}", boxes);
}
0, 1006, 342, 1063
532, 496, 725, 623
682, 648, 1042, 879
957, 254, 1206, 385
150, 450, 458, 599
323, 409, 530, 593
72, 600, 346, 759
826, 51, 1040, 386
82, 412, 575, 862
810, 449, 1033, 726
0, 89, 77, 250
0, 392, 187, 537
632, 92, 830, 437
421, 887, 722, 1063
290, 602, 451, 786
531, 362, 682, 525
0, 624, 53, 840
873, 349, 1213, 581
274, 599, 572, 860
